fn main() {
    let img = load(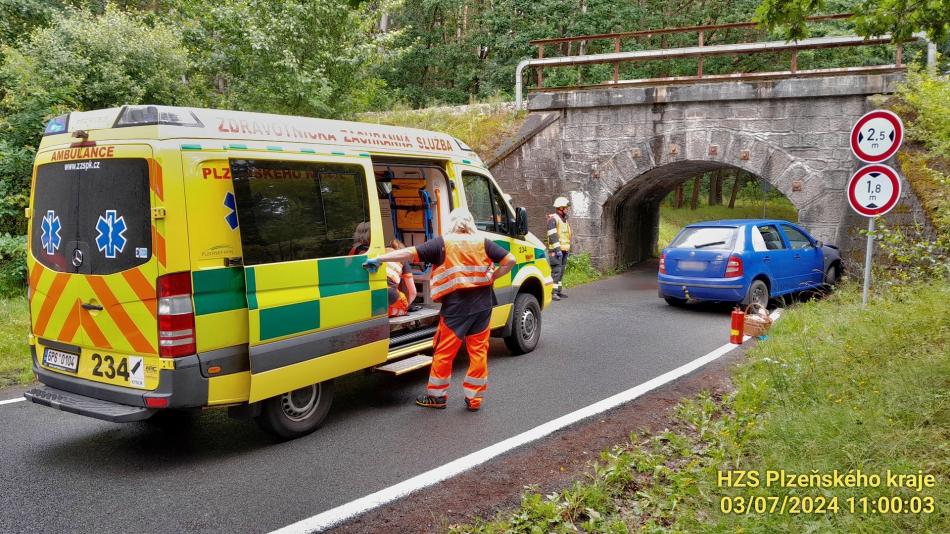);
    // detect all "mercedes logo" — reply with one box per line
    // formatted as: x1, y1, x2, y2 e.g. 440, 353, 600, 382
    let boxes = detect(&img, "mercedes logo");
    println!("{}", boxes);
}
71, 248, 83, 267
